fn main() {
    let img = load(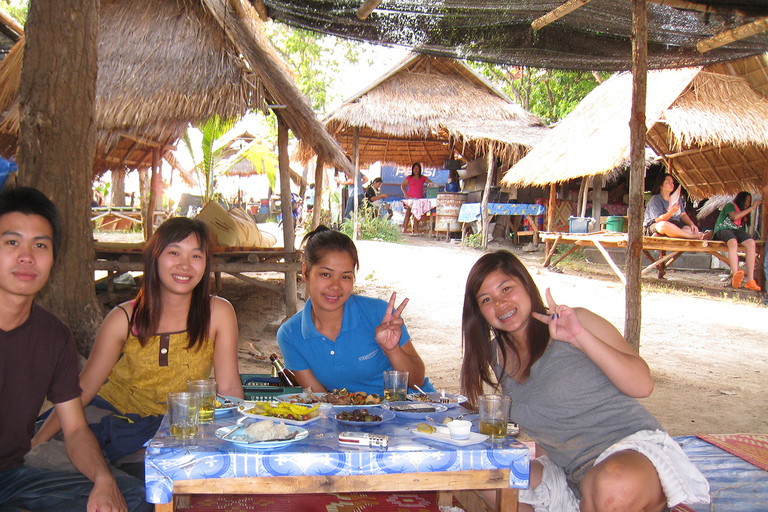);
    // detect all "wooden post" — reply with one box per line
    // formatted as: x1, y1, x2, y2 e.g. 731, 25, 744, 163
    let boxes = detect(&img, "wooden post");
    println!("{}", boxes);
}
759, 161, 768, 288
481, 148, 495, 249
591, 174, 603, 231
580, 177, 590, 218
310, 156, 324, 230
277, 114, 298, 318
545, 182, 556, 254
625, 0, 648, 352
352, 126, 360, 241
138, 168, 150, 240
